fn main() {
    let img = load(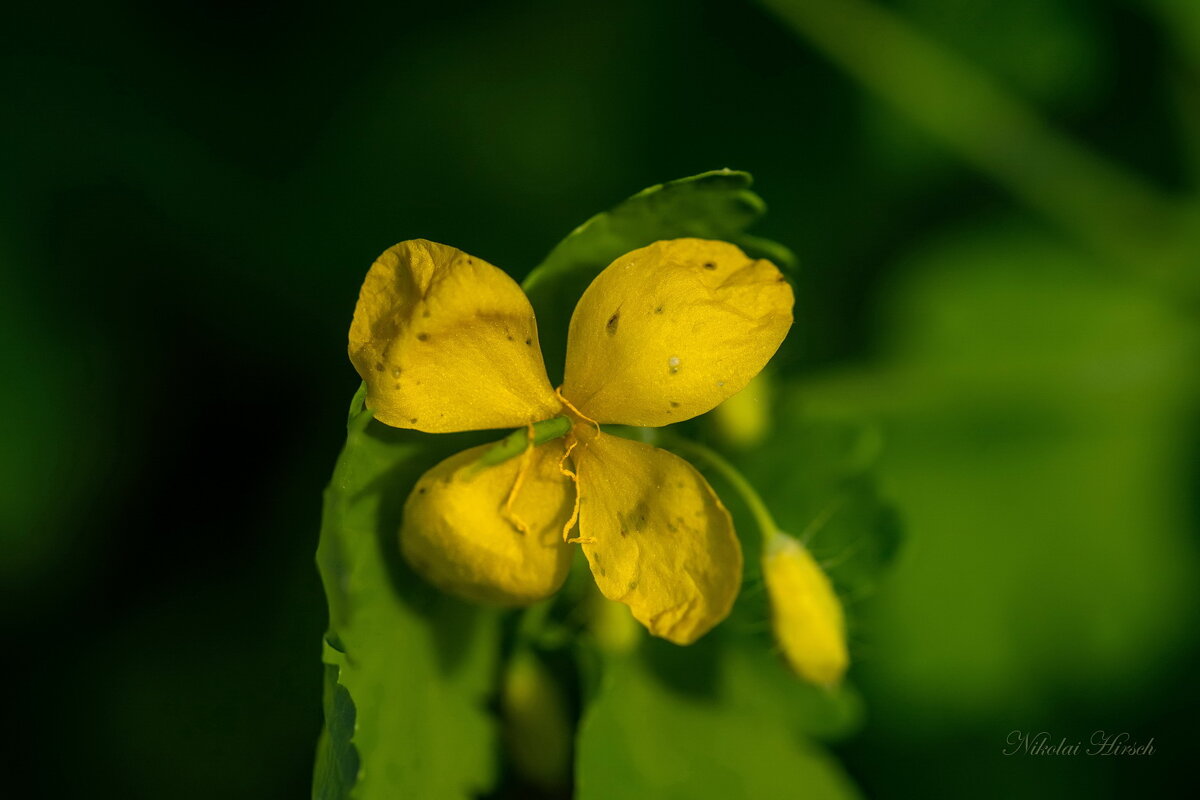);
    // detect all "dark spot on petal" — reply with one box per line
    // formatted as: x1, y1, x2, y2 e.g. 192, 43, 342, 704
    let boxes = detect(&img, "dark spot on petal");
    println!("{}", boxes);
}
606, 309, 620, 335
525, 337, 532, 346
619, 528, 628, 538
599, 566, 607, 577
670, 401, 680, 408
627, 580, 638, 591
506, 334, 514, 341
374, 362, 384, 372
417, 332, 430, 342
703, 261, 716, 270
410, 417, 418, 424
393, 383, 401, 389
777, 275, 786, 283
417, 486, 427, 494
654, 305, 664, 314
